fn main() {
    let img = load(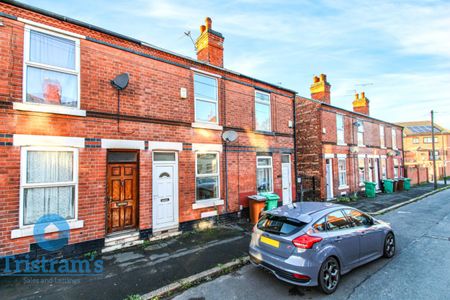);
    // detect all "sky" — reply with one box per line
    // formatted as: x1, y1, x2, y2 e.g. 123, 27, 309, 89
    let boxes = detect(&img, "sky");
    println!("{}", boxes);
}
19, 0, 450, 128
